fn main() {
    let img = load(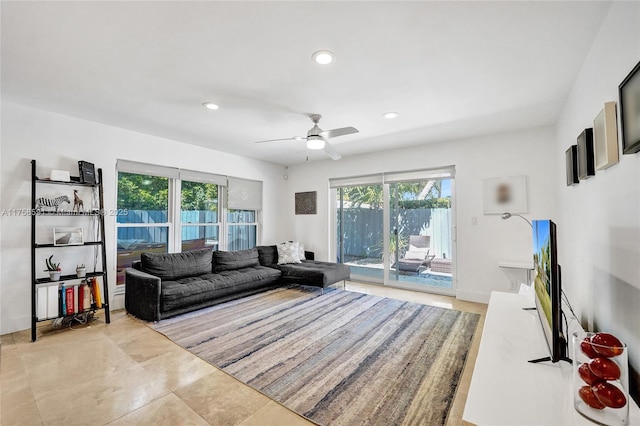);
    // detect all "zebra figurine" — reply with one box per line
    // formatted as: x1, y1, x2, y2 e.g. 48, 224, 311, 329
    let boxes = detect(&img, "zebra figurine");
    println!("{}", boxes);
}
35, 195, 71, 212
